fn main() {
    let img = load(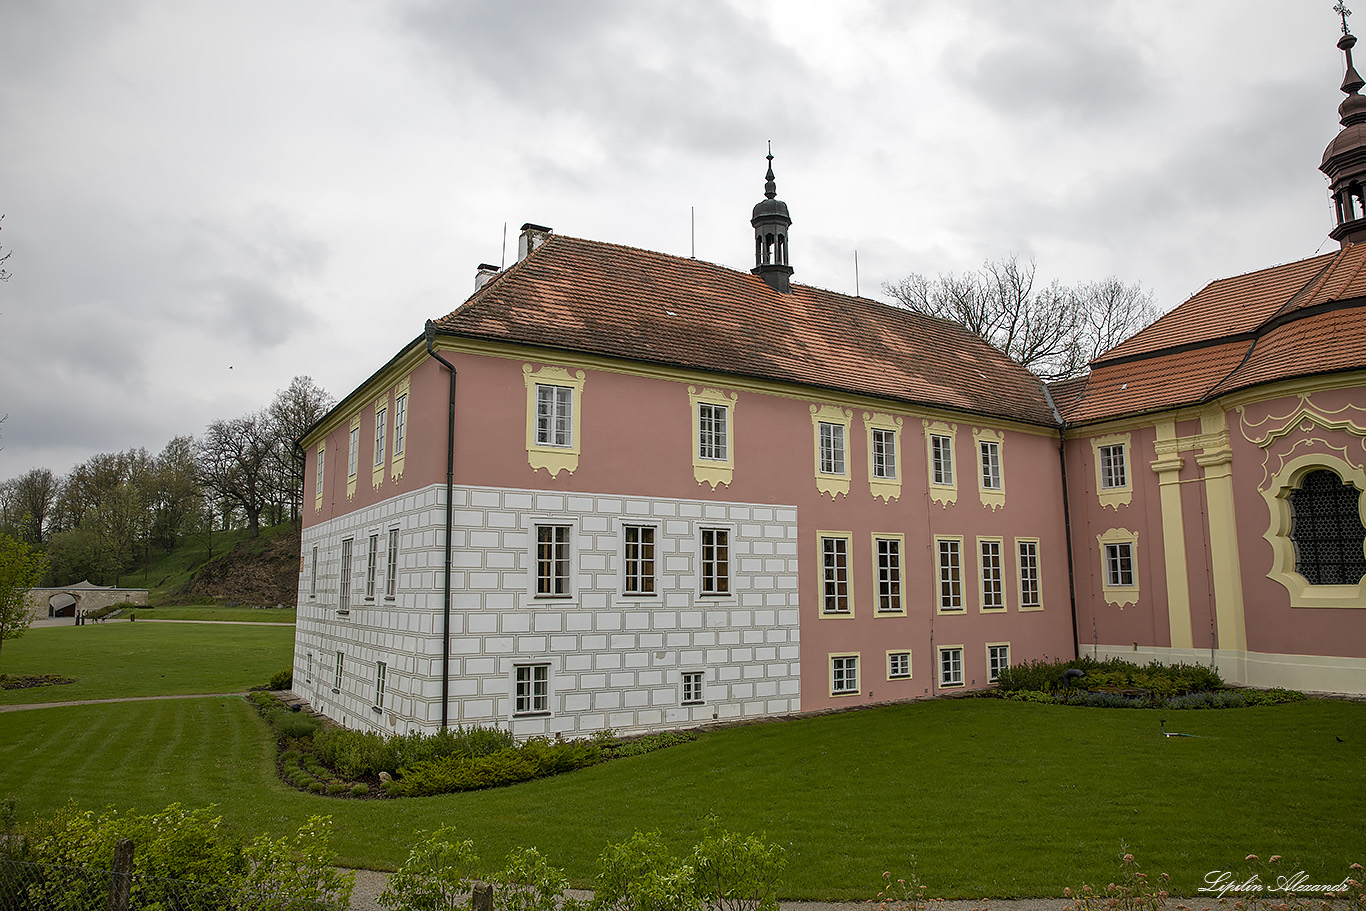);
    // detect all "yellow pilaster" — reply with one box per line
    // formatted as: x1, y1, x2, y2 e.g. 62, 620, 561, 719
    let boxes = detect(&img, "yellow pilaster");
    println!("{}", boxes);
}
1197, 411, 1248, 655
1151, 421, 1194, 649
